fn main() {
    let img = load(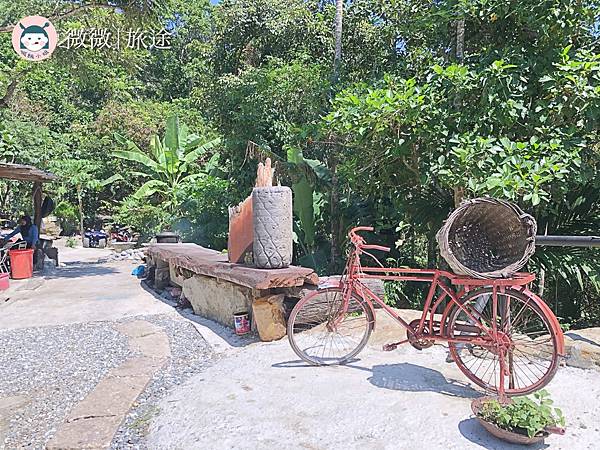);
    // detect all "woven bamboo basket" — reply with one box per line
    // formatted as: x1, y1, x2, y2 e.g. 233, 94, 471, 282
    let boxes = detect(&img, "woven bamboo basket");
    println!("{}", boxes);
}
436, 198, 537, 279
